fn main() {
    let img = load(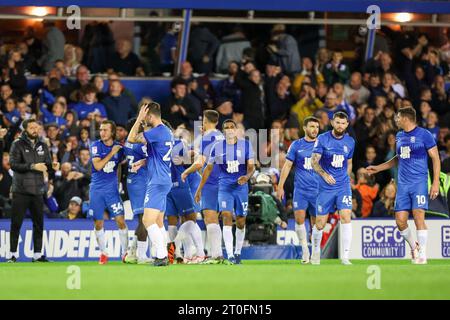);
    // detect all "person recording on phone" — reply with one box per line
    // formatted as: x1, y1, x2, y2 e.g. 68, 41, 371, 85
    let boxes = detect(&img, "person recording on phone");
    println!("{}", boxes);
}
7, 119, 59, 263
